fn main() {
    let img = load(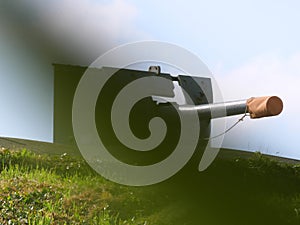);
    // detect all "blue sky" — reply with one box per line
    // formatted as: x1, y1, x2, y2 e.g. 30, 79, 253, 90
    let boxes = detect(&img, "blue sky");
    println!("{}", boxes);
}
0, 0, 299, 159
